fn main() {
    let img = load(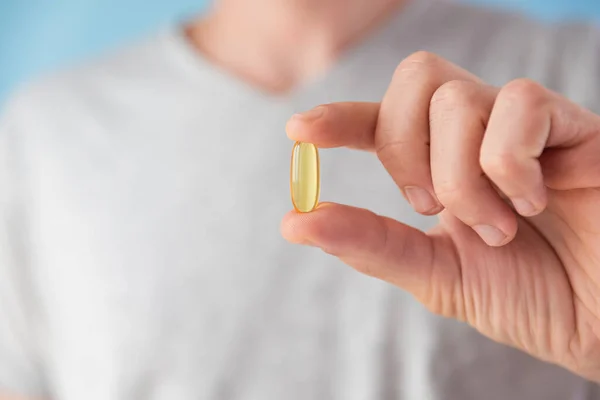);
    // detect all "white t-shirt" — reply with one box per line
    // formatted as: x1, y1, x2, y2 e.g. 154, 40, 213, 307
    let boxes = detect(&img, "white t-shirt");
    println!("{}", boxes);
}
1, 1, 600, 399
